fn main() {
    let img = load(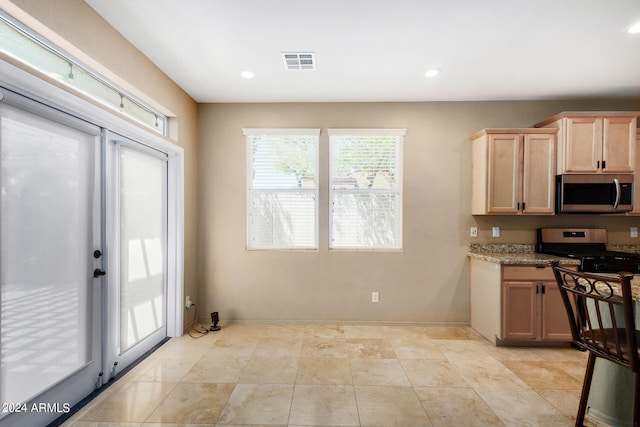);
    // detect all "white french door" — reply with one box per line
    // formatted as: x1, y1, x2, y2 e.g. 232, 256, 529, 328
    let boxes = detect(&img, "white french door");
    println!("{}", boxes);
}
104, 133, 168, 374
0, 80, 180, 426
0, 89, 103, 427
